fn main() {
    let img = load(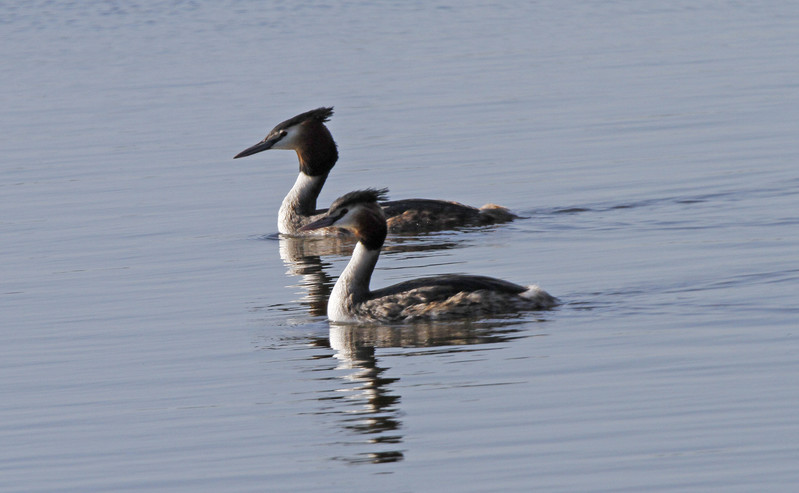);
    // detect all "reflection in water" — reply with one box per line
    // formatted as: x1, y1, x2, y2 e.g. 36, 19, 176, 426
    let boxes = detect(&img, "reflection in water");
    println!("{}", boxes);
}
324, 320, 530, 465
278, 233, 465, 265
325, 329, 403, 464
278, 236, 348, 316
